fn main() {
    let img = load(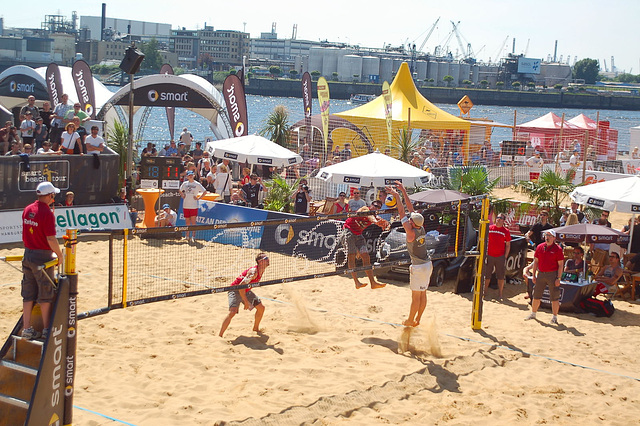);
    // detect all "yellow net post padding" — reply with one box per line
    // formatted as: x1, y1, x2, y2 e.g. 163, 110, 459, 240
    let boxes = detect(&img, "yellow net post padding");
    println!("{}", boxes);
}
471, 196, 489, 330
